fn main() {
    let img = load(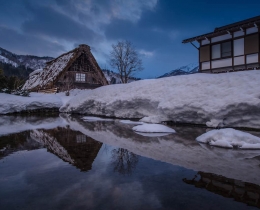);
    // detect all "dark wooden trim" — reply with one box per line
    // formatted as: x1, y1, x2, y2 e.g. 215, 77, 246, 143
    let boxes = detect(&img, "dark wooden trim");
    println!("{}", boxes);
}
183, 15, 260, 43
232, 32, 234, 68
199, 41, 201, 72
197, 63, 260, 71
